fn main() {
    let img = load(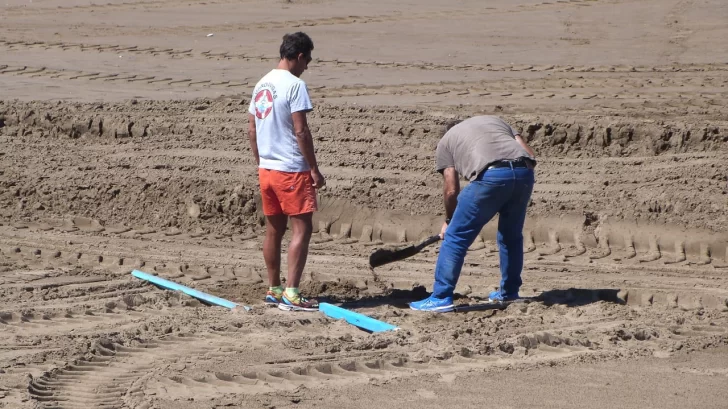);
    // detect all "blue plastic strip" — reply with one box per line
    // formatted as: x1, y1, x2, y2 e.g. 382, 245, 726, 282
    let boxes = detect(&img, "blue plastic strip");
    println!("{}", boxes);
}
319, 302, 398, 333
132, 270, 395, 331
131, 269, 250, 311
